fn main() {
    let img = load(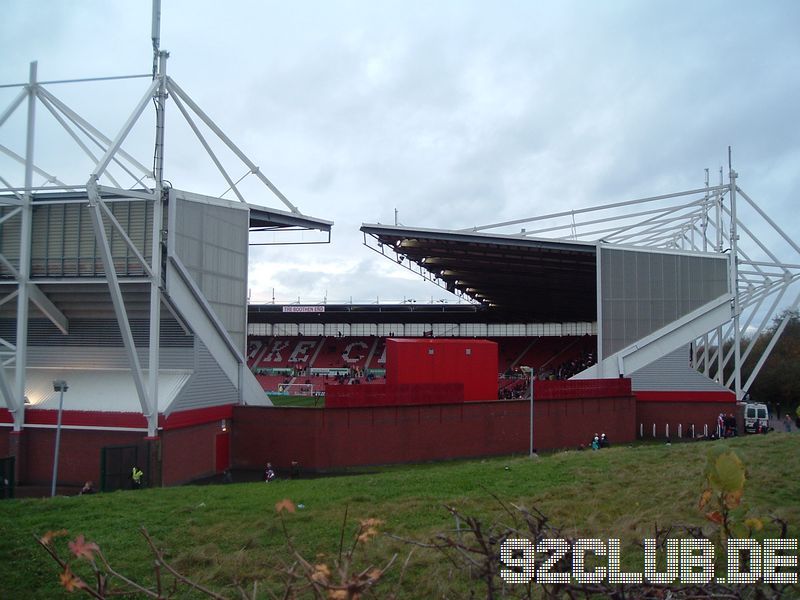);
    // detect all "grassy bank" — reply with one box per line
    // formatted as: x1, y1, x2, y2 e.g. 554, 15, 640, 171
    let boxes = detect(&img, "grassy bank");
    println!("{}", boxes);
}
2, 433, 798, 598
